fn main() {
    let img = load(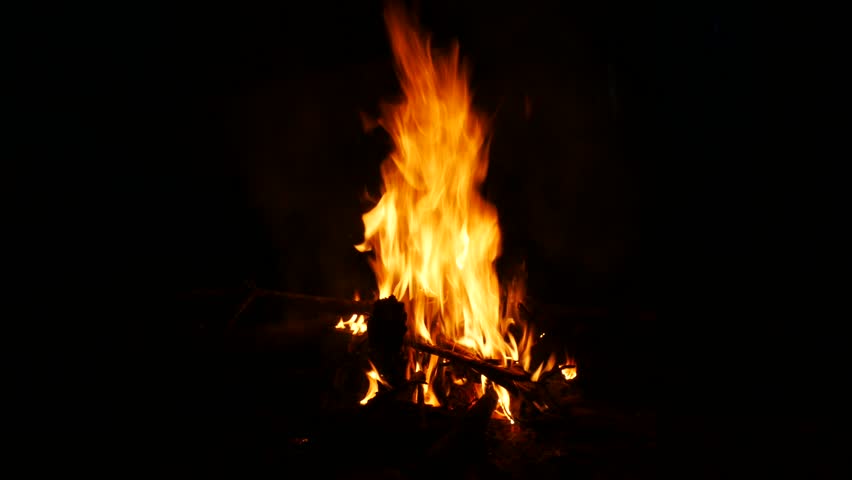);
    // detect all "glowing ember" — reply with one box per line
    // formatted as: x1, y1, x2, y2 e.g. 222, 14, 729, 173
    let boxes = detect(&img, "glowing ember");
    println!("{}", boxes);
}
347, 4, 574, 419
